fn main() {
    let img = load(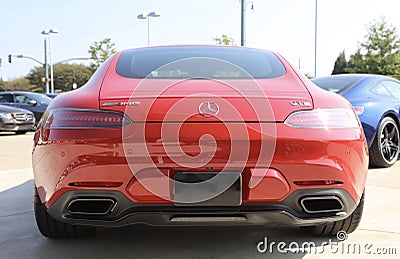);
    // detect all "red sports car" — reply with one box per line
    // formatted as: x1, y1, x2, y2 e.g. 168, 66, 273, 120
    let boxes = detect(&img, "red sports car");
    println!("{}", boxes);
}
32, 45, 368, 239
